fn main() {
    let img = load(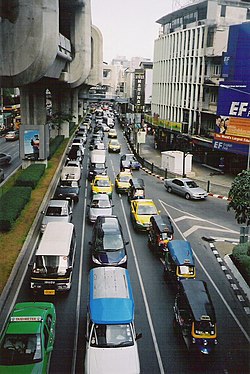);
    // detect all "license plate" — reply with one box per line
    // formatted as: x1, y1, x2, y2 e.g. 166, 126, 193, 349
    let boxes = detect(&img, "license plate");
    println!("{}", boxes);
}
44, 289, 55, 295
